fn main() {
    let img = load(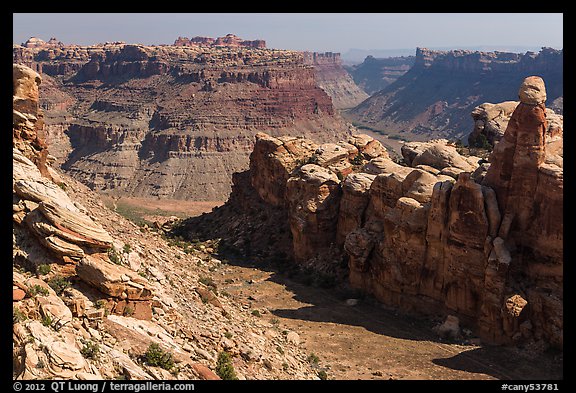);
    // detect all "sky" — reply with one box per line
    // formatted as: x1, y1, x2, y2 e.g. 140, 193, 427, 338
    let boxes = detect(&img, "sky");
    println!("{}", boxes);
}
13, 13, 563, 56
